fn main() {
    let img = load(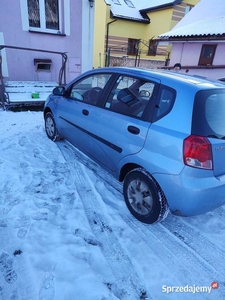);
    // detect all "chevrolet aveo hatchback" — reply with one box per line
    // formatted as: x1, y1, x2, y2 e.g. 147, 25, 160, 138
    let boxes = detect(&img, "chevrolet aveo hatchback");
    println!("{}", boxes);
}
44, 67, 225, 224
